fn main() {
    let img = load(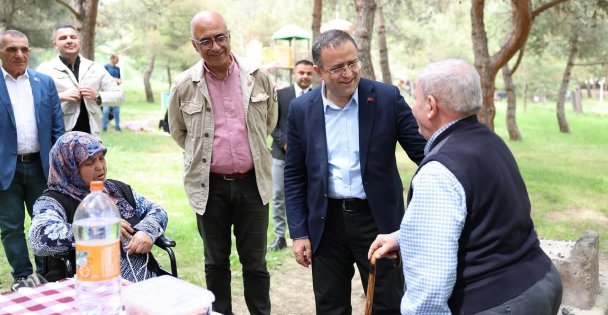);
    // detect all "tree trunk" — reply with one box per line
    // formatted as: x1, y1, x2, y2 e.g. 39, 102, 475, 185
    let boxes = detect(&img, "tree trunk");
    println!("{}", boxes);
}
353, 0, 376, 80
312, 0, 323, 42
556, 33, 578, 133
60, 0, 99, 60
502, 64, 522, 141
375, 0, 391, 84
572, 86, 582, 113
166, 65, 172, 90
471, 0, 533, 130
523, 79, 528, 113
144, 54, 156, 103
586, 81, 592, 98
